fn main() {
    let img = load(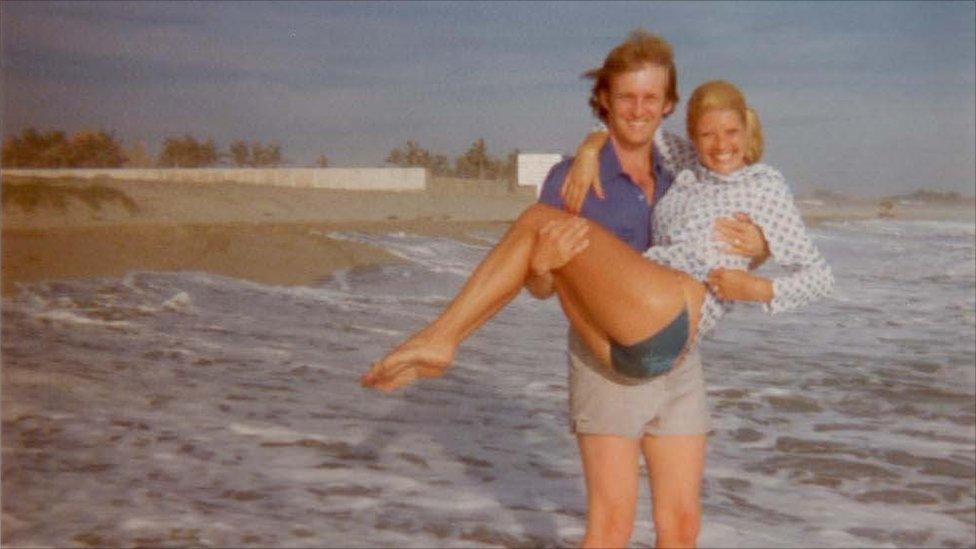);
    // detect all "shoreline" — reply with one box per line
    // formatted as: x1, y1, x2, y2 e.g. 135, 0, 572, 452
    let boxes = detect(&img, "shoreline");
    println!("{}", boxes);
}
3, 176, 972, 296
1, 219, 514, 296
1, 175, 534, 295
